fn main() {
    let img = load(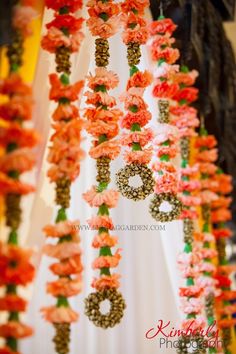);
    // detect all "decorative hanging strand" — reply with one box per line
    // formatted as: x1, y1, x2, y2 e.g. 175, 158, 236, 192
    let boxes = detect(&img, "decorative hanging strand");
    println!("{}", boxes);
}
212, 170, 236, 353
147, 16, 182, 222
83, 0, 126, 329
173, 68, 208, 354
0, 1, 38, 354
116, 0, 155, 202
194, 129, 222, 354
40, 1, 85, 353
